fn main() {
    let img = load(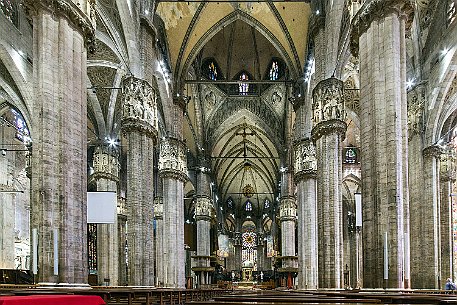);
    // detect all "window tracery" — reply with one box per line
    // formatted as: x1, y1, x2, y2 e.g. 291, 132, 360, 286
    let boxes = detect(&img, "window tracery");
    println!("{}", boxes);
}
0, 0, 15, 24
239, 73, 249, 95
209, 61, 217, 80
269, 61, 279, 80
